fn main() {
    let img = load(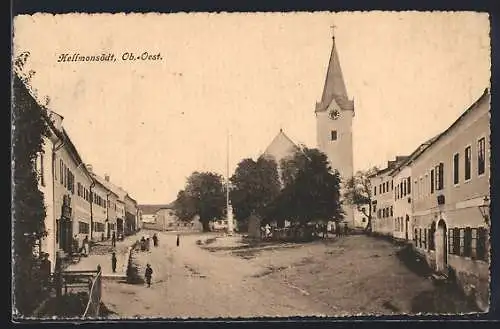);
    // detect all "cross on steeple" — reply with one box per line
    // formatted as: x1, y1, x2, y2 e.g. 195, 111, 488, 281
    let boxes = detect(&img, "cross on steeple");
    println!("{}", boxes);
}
330, 24, 336, 39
